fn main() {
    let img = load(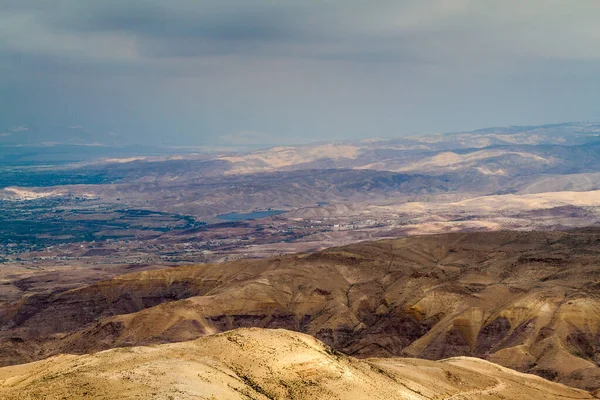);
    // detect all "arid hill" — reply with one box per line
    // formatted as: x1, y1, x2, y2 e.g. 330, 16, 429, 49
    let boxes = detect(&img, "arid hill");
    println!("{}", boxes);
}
0, 328, 594, 400
1, 230, 600, 391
